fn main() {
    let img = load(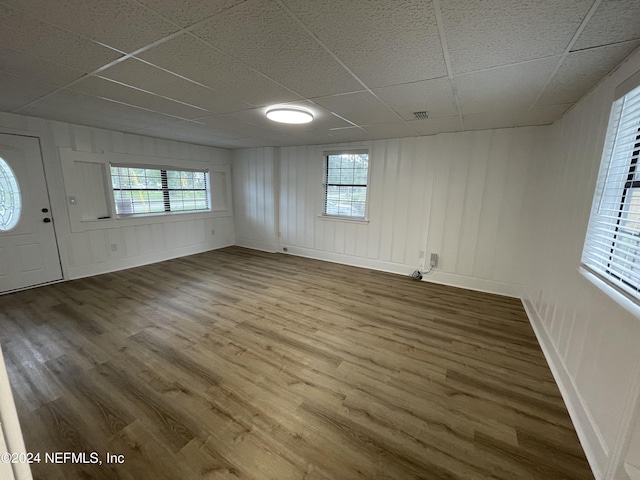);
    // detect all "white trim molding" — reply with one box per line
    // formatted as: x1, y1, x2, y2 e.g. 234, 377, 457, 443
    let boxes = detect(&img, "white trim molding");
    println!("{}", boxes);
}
522, 298, 608, 480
